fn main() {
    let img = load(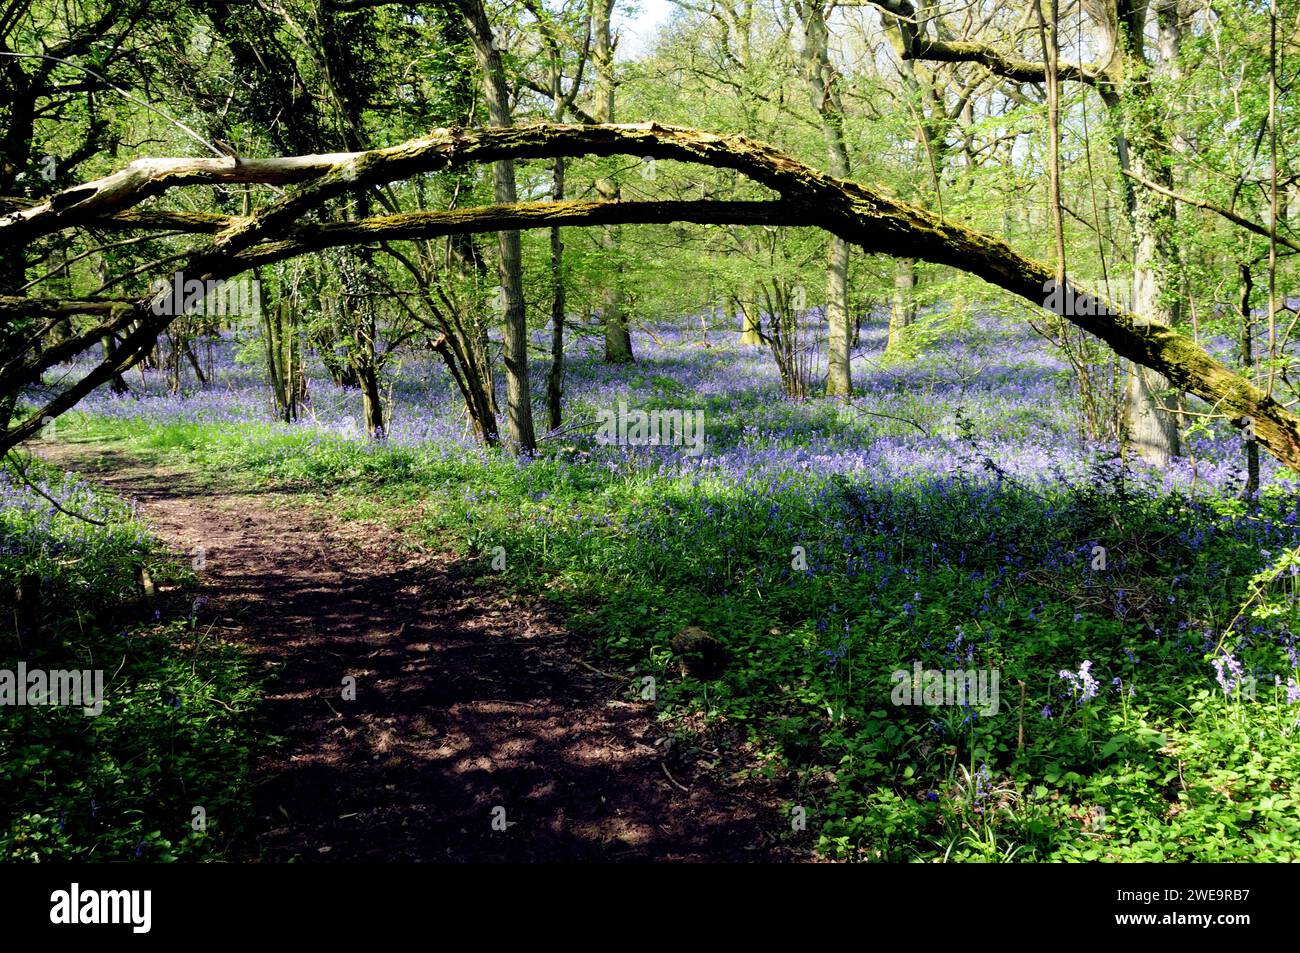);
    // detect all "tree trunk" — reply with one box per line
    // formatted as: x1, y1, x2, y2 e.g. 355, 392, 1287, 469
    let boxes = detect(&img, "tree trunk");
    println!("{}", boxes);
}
335, 254, 386, 440
185, 338, 208, 387
886, 258, 916, 352
740, 304, 762, 345
357, 358, 385, 439
825, 237, 851, 394
103, 333, 130, 395
1115, 4, 1183, 466
800, 1, 851, 396
1240, 263, 1259, 497
446, 233, 500, 420
265, 294, 306, 422
1121, 147, 1182, 466
13, 122, 1300, 473
547, 157, 567, 432
596, 0, 634, 365
457, 0, 536, 451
